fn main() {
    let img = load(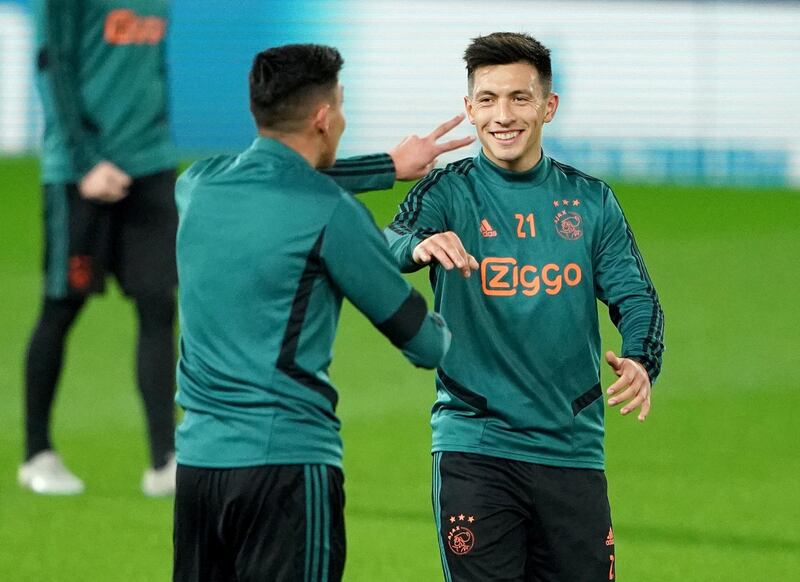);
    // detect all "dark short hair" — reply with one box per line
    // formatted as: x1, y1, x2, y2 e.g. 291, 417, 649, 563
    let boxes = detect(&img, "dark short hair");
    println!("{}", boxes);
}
464, 32, 552, 94
249, 44, 343, 130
